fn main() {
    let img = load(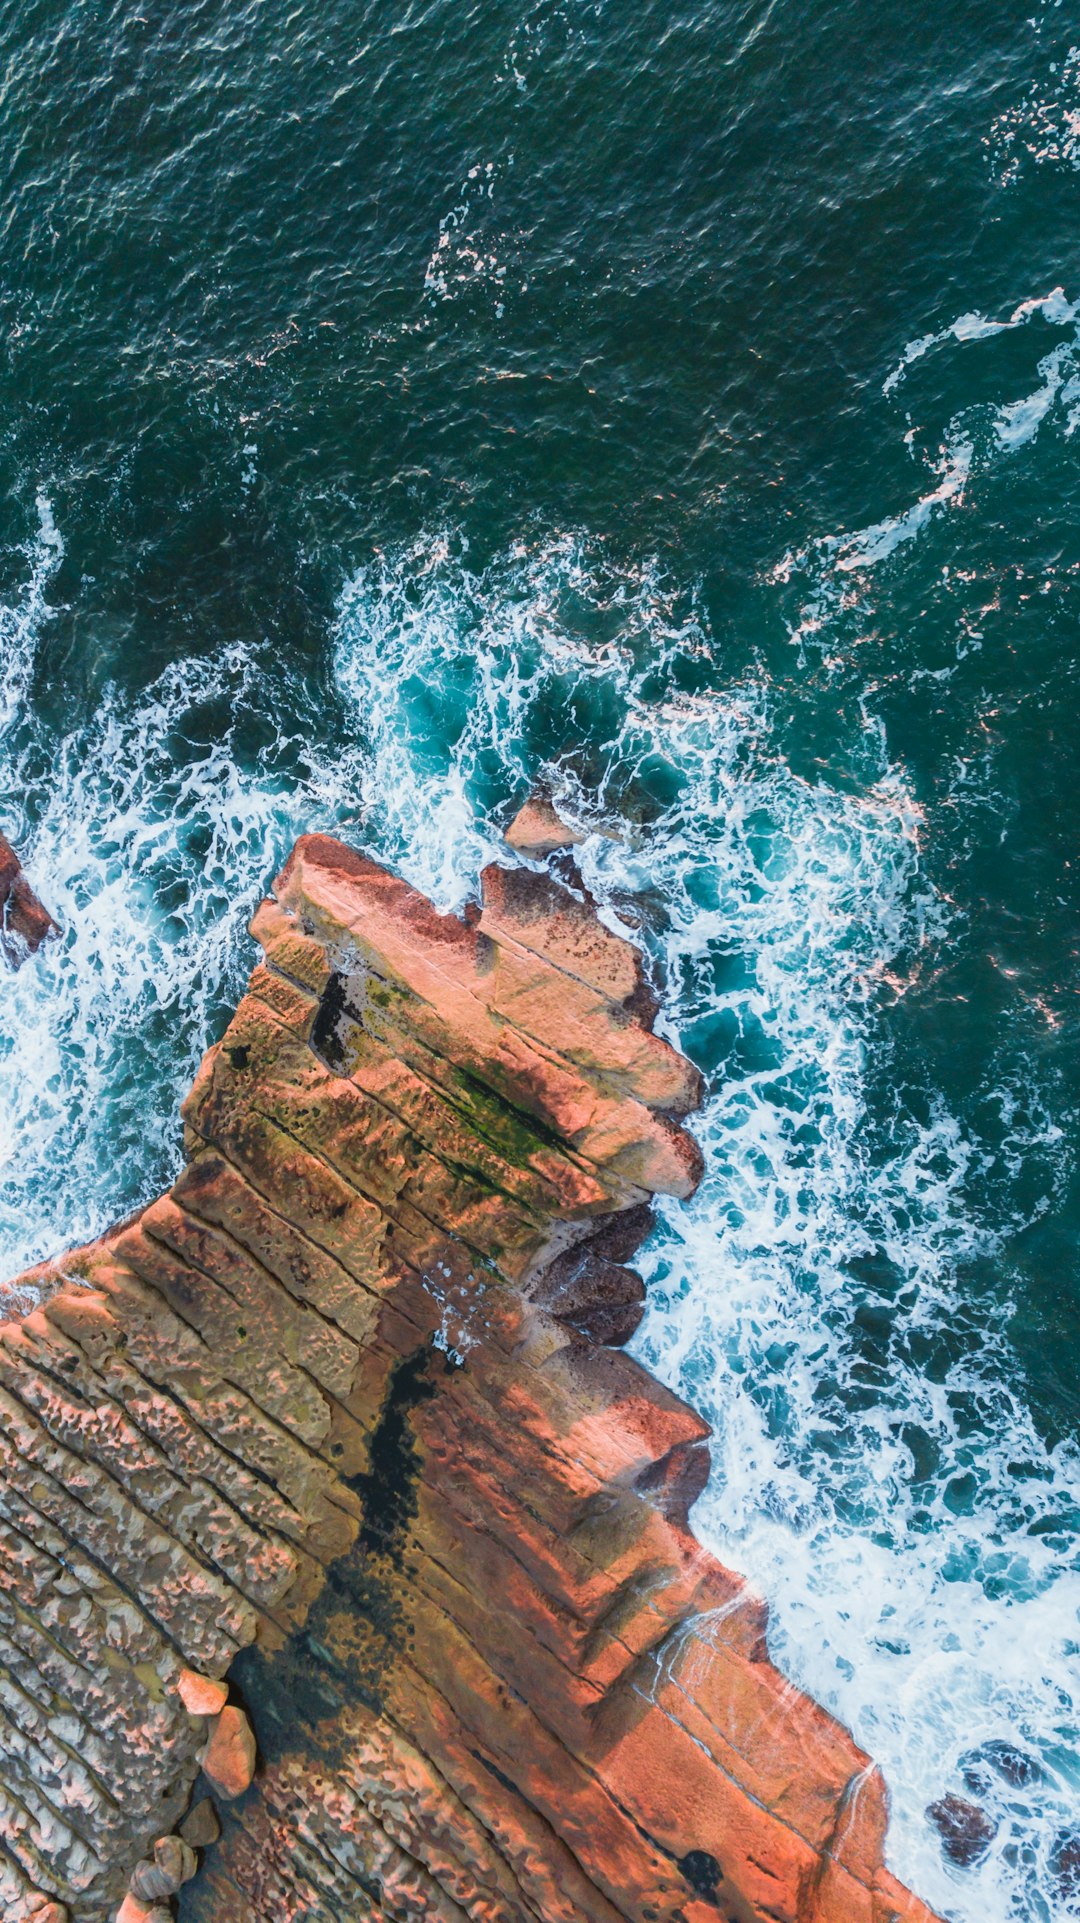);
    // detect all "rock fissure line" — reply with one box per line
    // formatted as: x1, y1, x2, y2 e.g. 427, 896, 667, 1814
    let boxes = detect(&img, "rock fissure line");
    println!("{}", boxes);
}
0, 827, 944, 1923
